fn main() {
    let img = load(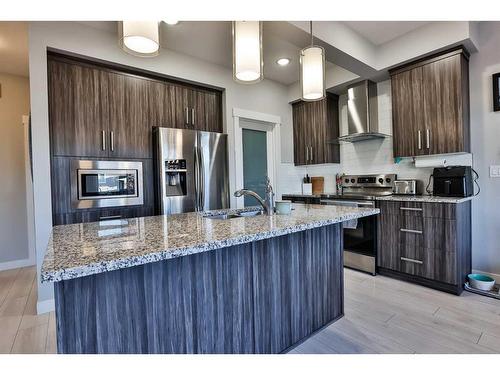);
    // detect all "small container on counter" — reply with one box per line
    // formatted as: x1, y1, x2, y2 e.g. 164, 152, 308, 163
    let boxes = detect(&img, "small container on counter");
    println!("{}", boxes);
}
275, 201, 292, 215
